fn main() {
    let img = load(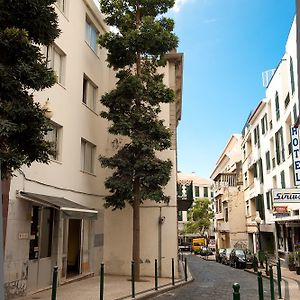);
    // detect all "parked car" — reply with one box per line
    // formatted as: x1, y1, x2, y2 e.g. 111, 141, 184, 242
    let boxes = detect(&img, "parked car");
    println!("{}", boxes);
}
200, 246, 213, 256
215, 248, 225, 263
229, 248, 254, 268
222, 248, 233, 265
